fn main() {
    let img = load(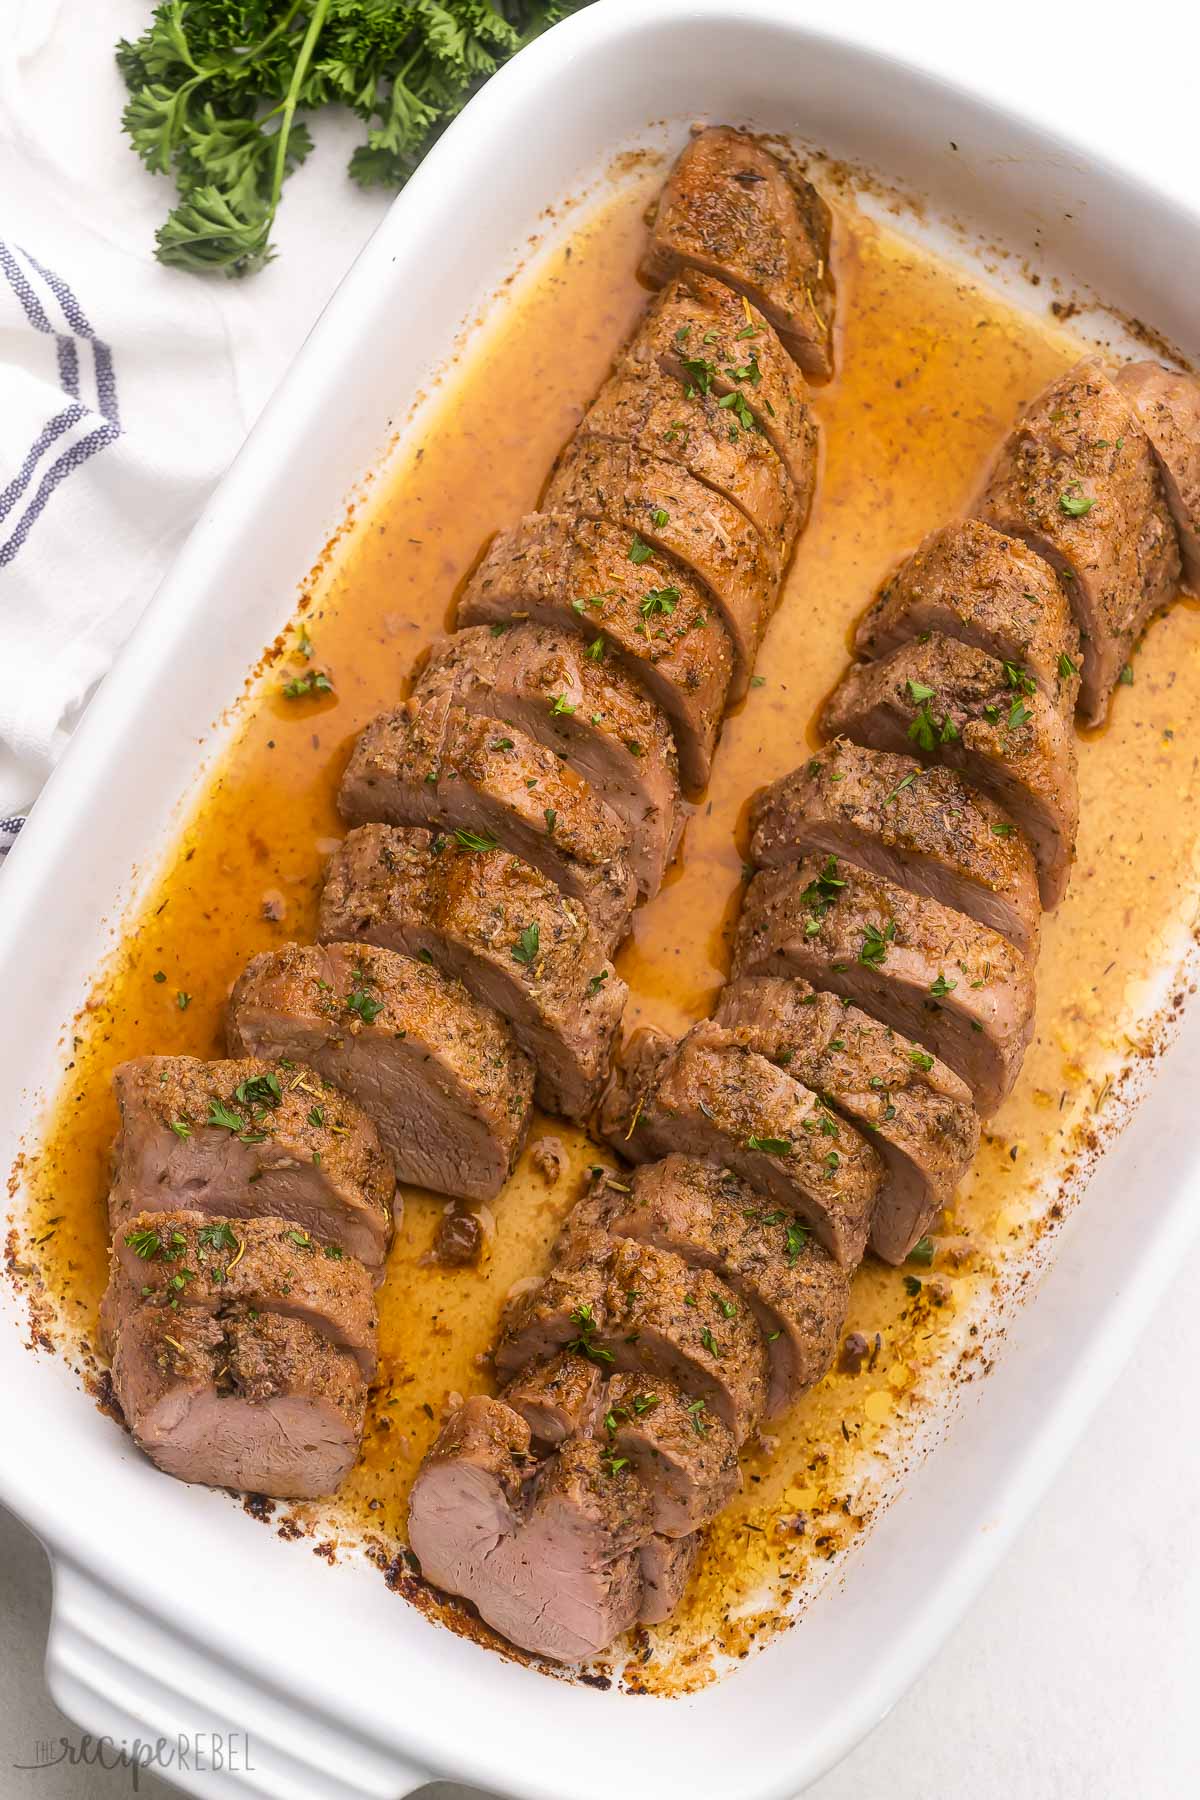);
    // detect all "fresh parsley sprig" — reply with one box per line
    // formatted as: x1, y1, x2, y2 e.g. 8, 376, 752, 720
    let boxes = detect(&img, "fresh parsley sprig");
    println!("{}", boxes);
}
117, 2, 589, 276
